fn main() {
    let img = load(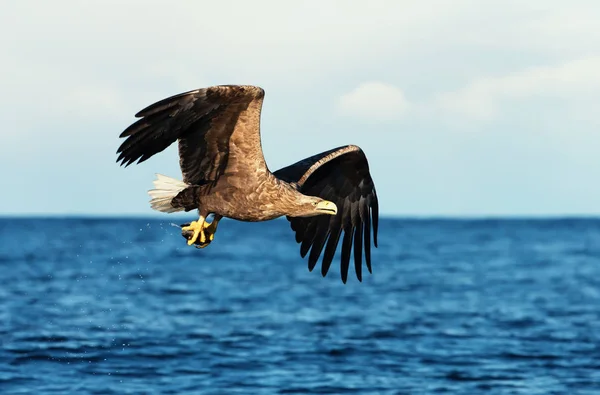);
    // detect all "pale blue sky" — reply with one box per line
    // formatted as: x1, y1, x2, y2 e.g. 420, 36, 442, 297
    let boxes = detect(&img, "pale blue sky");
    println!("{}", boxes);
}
2, 1, 599, 217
